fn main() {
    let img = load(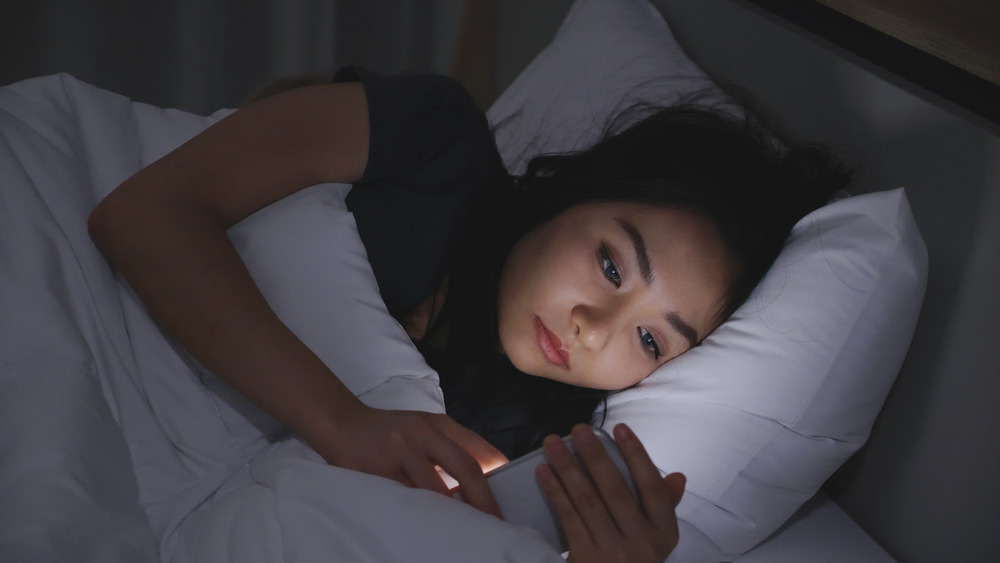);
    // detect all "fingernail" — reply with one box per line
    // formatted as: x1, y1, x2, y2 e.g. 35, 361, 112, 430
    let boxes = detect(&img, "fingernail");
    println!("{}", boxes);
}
574, 425, 596, 445
544, 435, 568, 458
535, 463, 553, 483
614, 423, 634, 441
